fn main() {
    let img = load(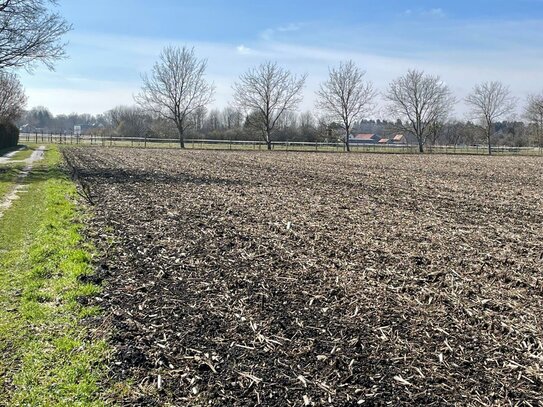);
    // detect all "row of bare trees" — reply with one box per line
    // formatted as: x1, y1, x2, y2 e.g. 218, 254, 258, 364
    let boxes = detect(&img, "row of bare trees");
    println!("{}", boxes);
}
136, 45, 533, 154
